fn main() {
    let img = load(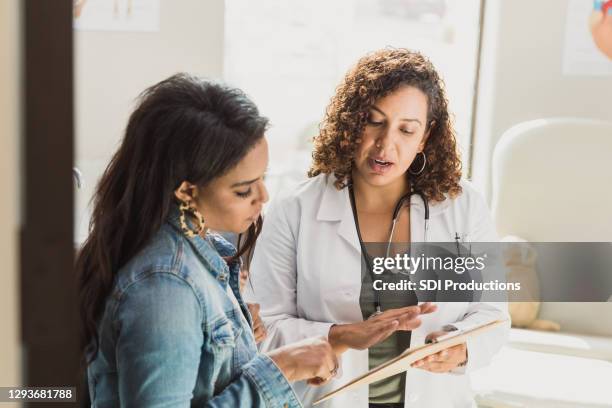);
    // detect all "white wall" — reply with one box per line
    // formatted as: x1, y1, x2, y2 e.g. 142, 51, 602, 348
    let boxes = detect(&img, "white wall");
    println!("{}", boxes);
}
0, 0, 22, 390
74, 0, 224, 243
472, 0, 612, 200
75, 0, 612, 220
